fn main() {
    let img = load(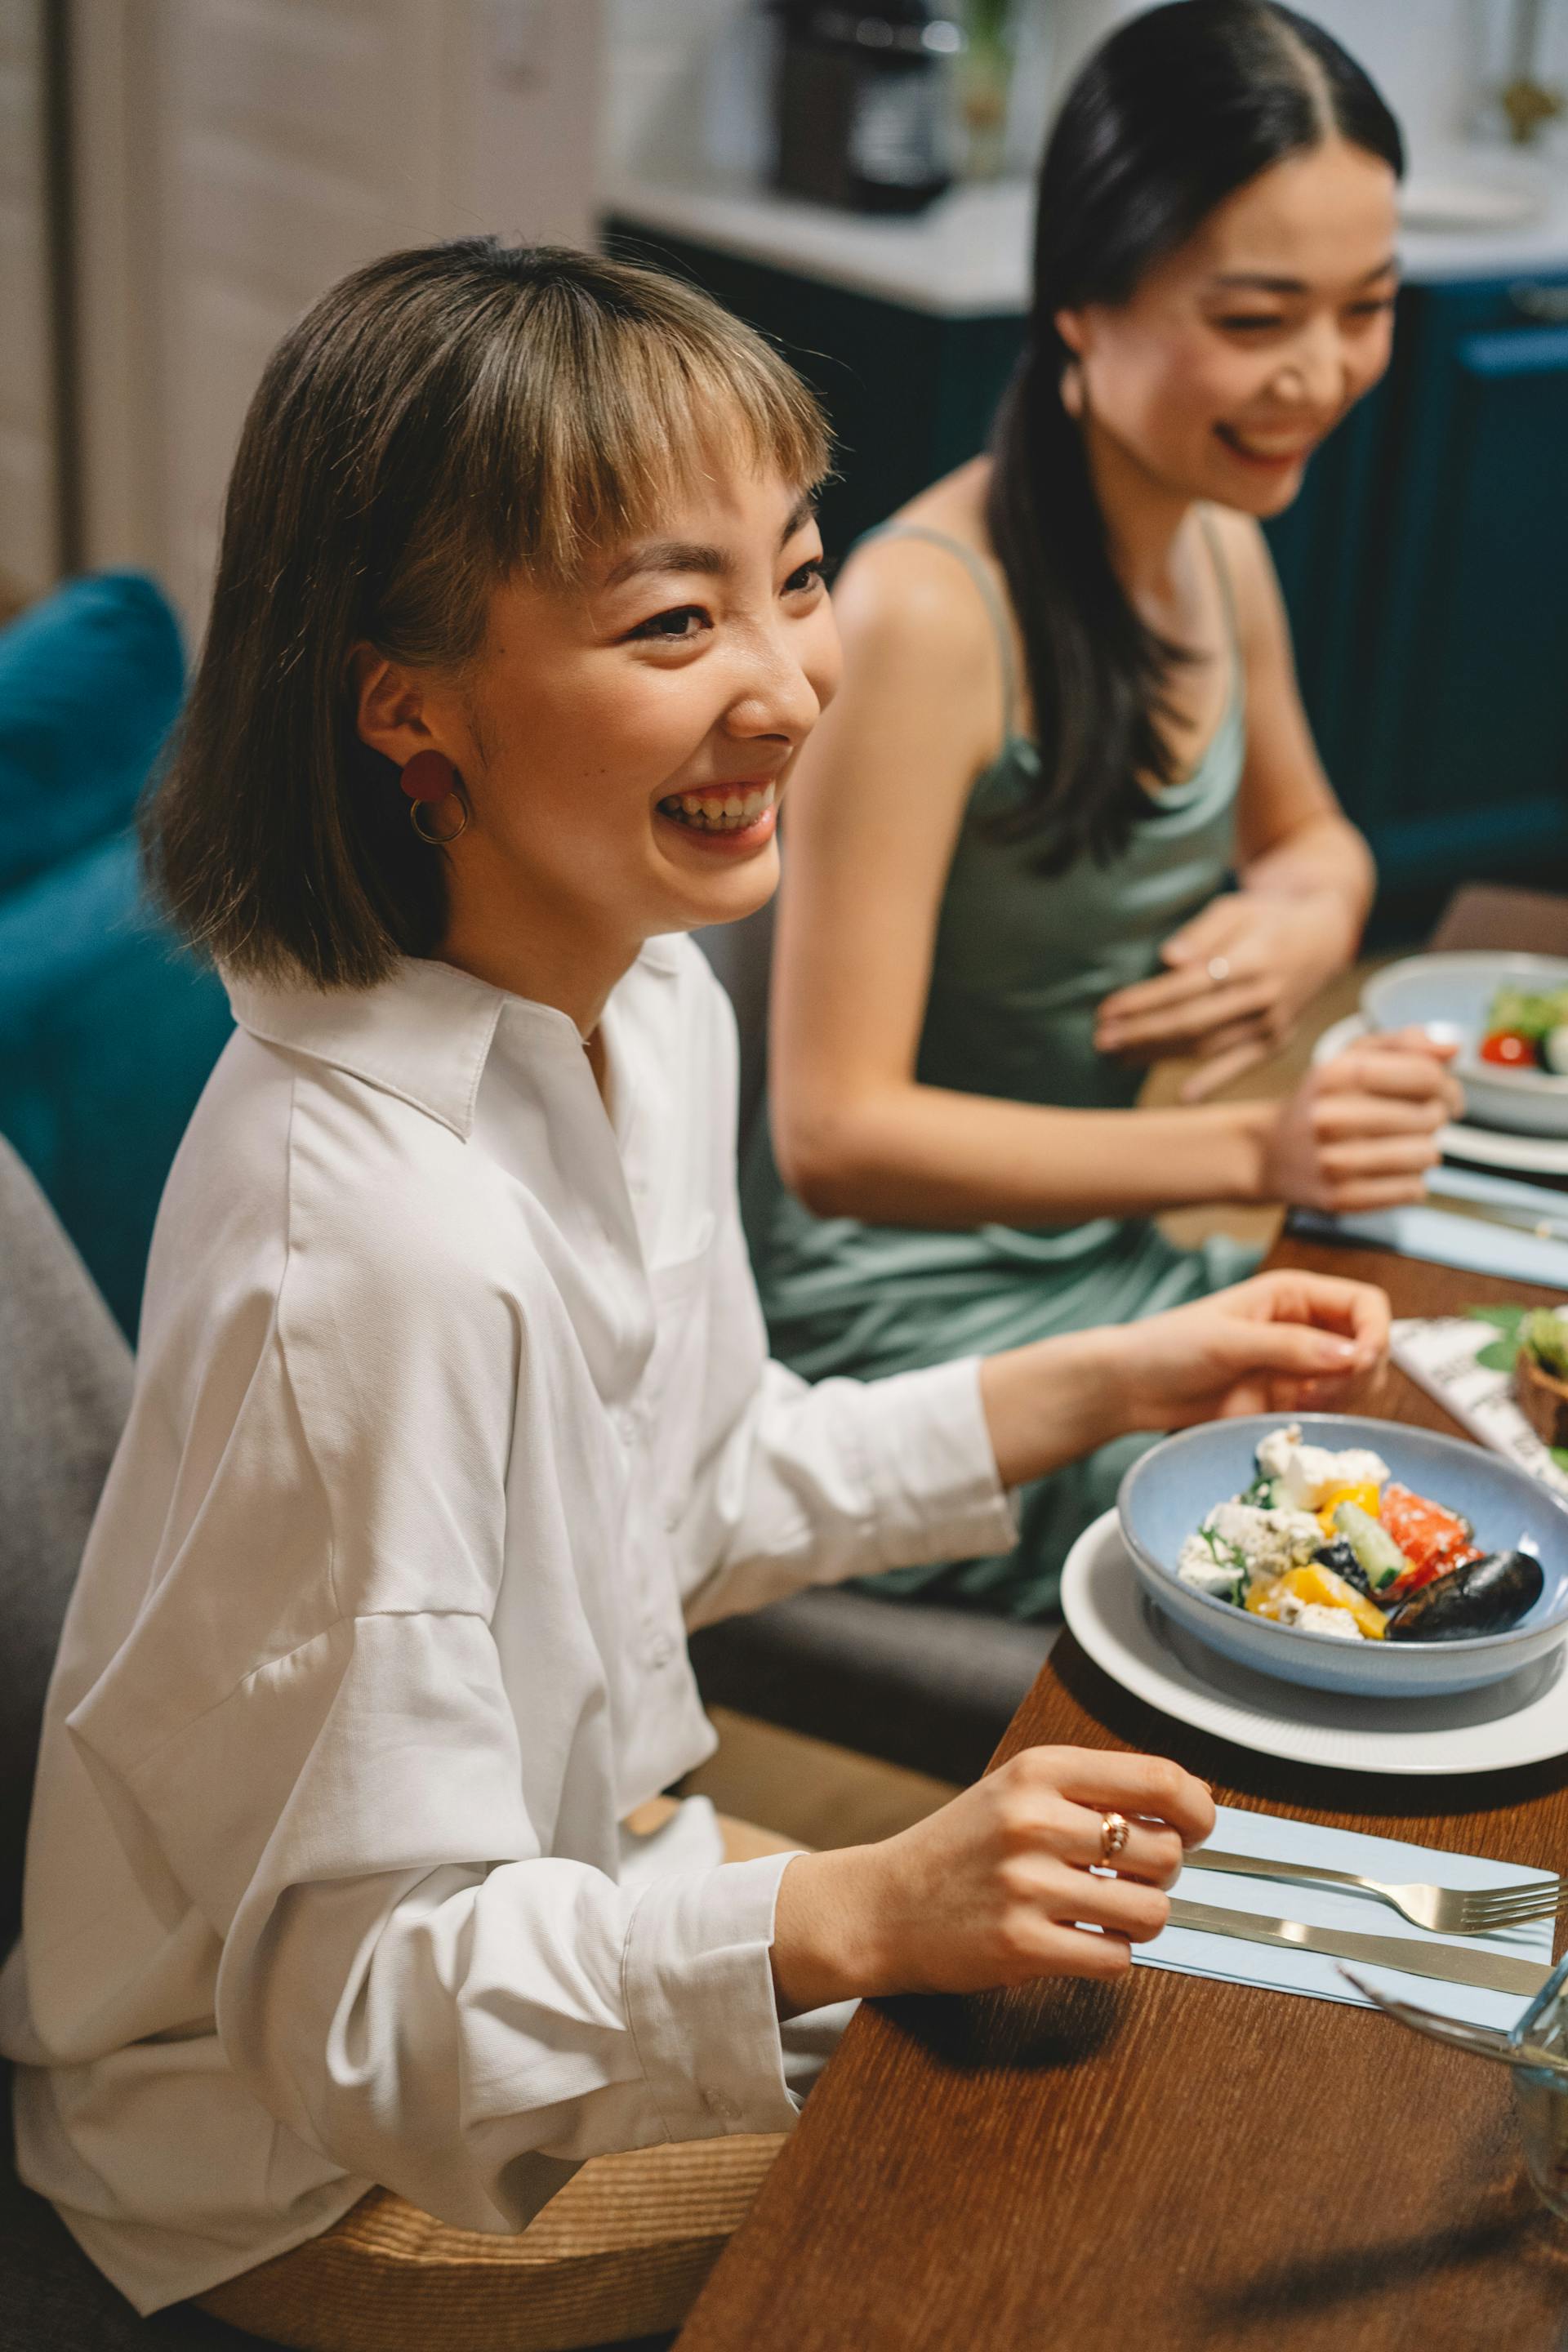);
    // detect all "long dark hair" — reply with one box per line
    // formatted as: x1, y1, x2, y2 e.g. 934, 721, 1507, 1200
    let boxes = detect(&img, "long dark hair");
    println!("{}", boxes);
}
985, 0, 1402, 871
144, 243, 826, 990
